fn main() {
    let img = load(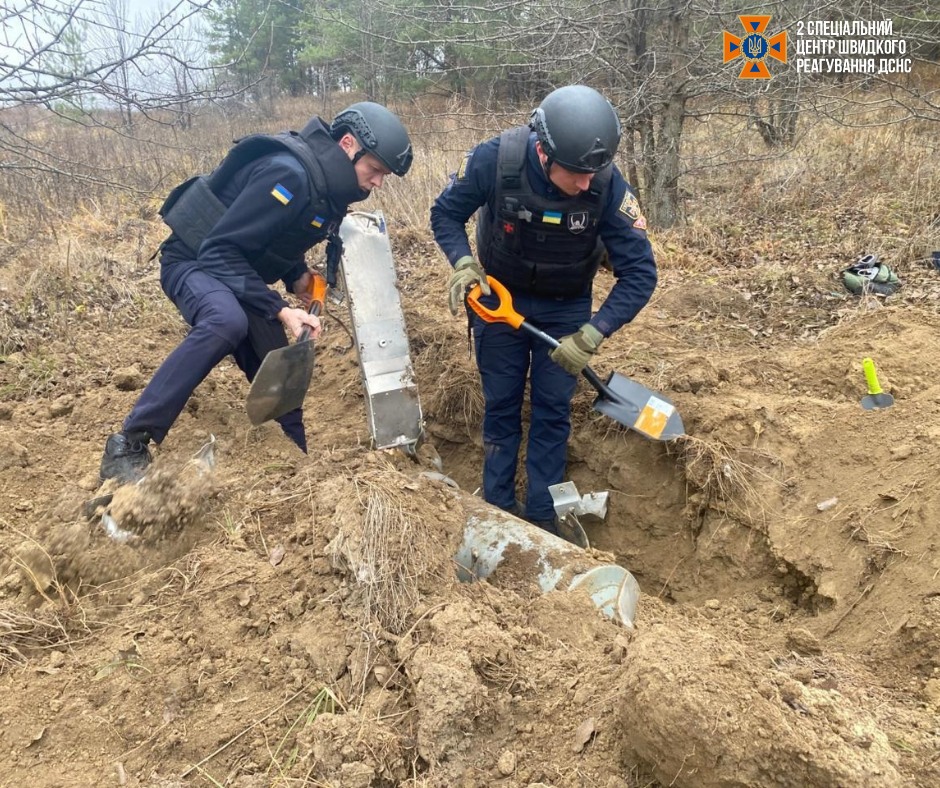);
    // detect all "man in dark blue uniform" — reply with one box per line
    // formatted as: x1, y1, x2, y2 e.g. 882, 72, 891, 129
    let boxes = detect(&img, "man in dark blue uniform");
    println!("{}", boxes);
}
430, 85, 656, 535
100, 102, 413, 483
